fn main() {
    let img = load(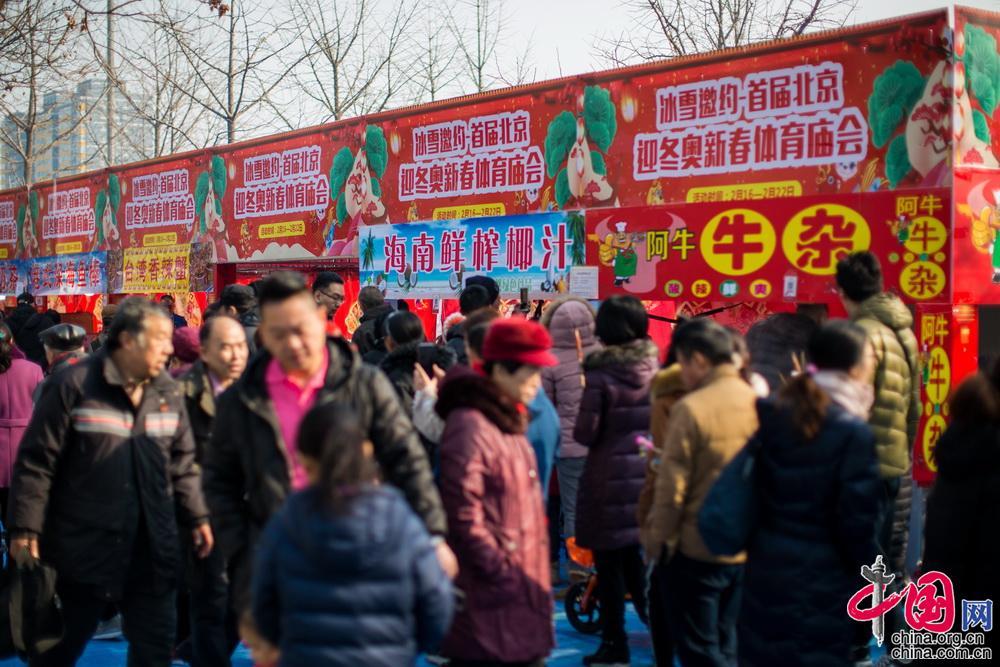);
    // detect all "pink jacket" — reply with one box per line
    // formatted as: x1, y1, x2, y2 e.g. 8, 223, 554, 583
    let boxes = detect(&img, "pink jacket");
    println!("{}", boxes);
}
0, 358, 43, 487
541, 298, 601, 459
436, 368, 554, 663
